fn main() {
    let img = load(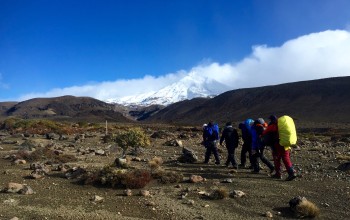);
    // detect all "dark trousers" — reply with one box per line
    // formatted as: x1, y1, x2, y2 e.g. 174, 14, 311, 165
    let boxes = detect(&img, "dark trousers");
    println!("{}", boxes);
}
251, 148, 274, 172
240, 142, 252, 166
204, 141, 220, 164
226, 147, 238, 166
